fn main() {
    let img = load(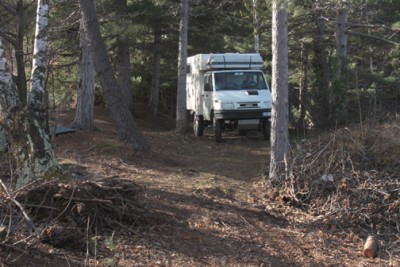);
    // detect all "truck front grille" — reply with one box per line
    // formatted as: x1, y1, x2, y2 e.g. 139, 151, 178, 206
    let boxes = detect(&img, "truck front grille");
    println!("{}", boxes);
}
238, 102, 259, 109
